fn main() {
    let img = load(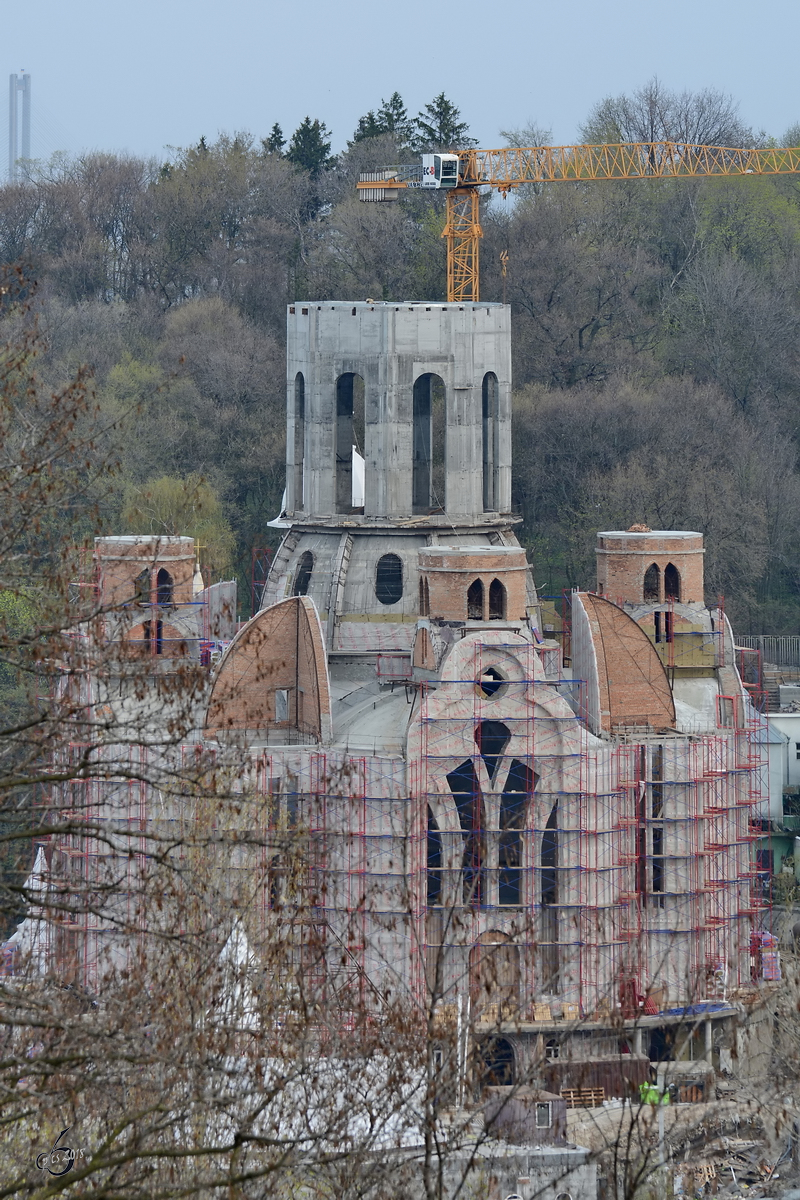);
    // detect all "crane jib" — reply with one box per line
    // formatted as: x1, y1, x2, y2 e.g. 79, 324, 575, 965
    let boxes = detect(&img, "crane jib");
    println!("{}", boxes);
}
357, 141, 800, 302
